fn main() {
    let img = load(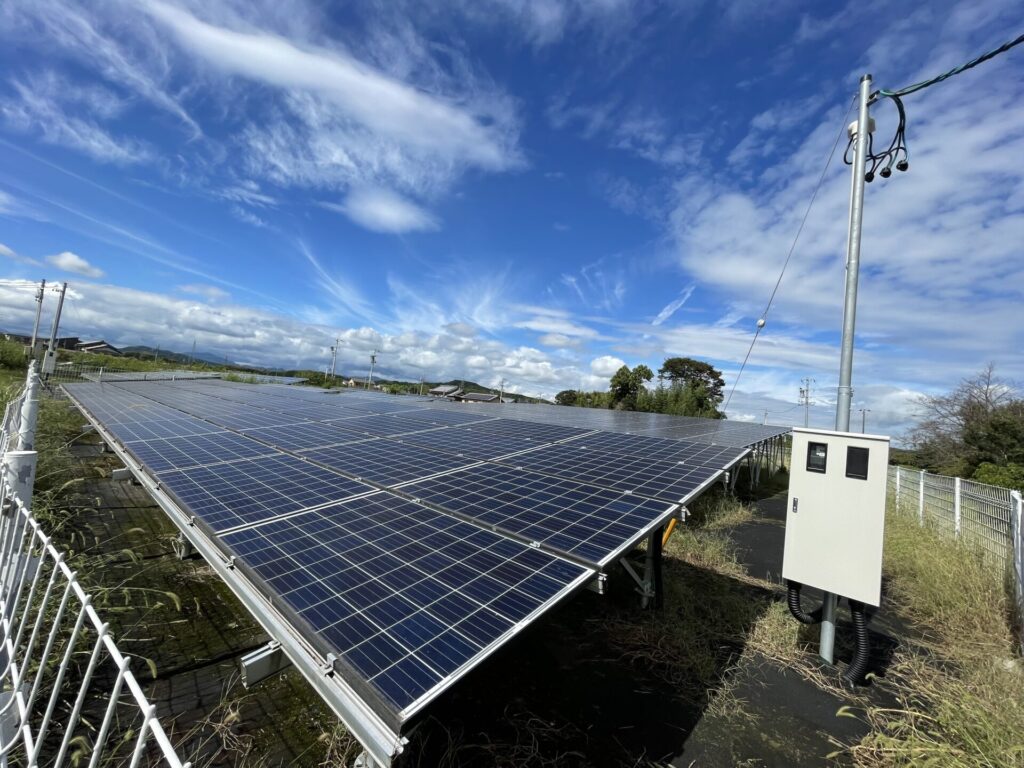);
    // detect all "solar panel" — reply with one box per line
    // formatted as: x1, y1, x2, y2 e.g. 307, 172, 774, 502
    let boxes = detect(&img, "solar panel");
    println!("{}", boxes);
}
326, 415, 446, 438
208, 411, 312, 430
459, 418, 592, 443
157, 454, 374, 533
300, 440, 479, 486
491, 443, 723, 503
241, 422, 371, 452
397, 428, 540, 460
63, 376, 768, 756
562, 431, 748, 468
222, 493, 592, 721
397, 409, 497, 427
400, 464, 676, 567
126, 431, 276, 472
